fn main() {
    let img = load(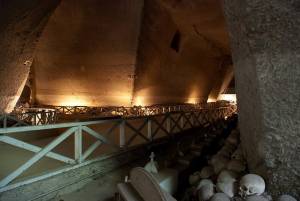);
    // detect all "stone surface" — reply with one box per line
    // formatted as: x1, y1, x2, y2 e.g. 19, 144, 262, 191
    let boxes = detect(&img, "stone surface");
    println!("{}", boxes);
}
0, 0, 60, 112
0, 0, 232, 110
223, 0, 300, 198
133, 0, 230, 105
34, 0, 144, 106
